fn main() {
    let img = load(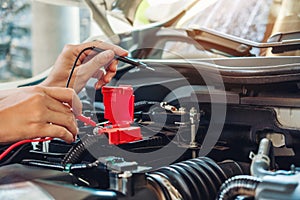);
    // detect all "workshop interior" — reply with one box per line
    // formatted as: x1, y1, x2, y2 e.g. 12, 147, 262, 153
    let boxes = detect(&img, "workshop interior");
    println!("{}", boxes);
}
0, 0, 300, 199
